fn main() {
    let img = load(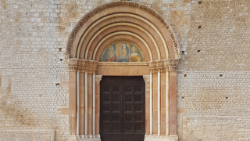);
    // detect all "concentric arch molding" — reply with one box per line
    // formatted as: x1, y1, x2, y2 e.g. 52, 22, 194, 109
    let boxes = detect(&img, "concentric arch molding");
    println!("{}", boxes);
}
66, 1, 180, 57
